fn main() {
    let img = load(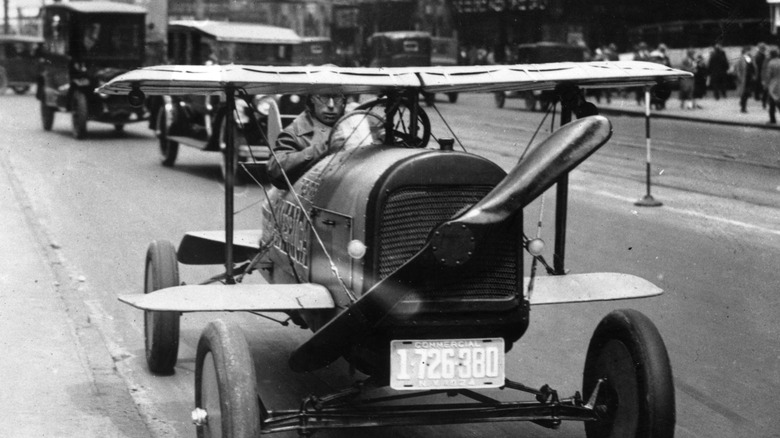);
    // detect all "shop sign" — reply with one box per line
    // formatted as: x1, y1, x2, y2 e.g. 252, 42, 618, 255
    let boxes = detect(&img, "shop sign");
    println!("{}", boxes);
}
452, 0, 548, 14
